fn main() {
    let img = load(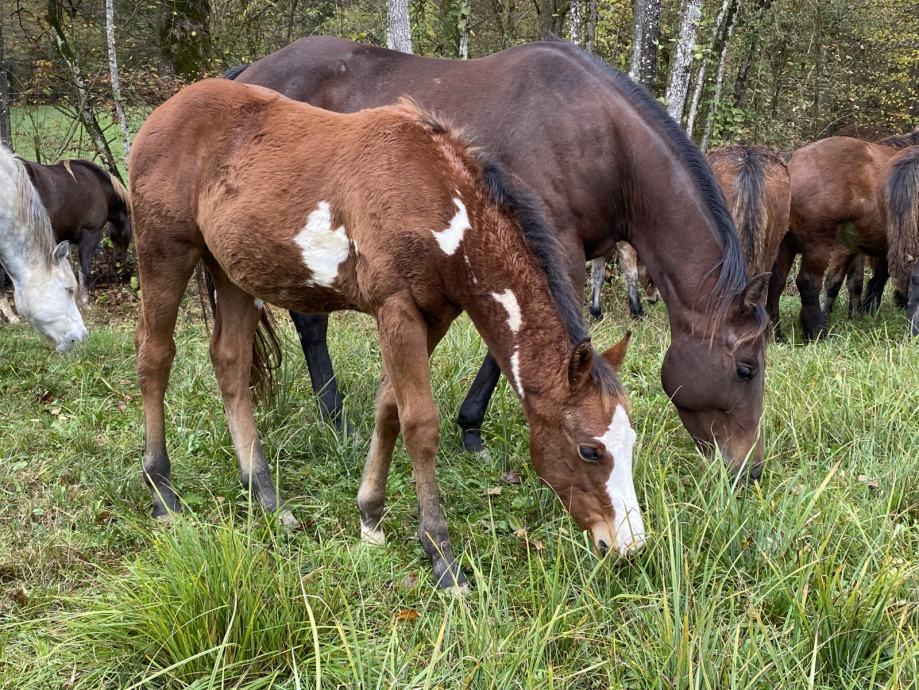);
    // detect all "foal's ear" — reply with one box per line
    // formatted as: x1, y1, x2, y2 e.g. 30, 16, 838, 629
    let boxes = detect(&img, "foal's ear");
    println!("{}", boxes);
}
741, 273, 770, 310
568, 338, 594, 393
601, 330, 631, 372
52, 241, 70, 263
